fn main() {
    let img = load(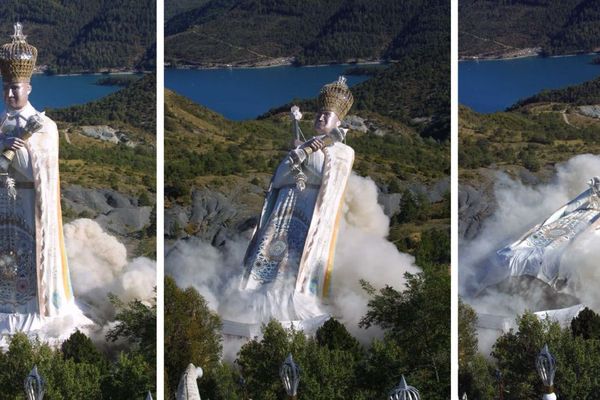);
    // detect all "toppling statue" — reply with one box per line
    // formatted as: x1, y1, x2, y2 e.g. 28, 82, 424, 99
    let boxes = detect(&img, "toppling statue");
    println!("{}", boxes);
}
237, 77, 354, 325
481, 176, 600, 294
0, 23, 91, 344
